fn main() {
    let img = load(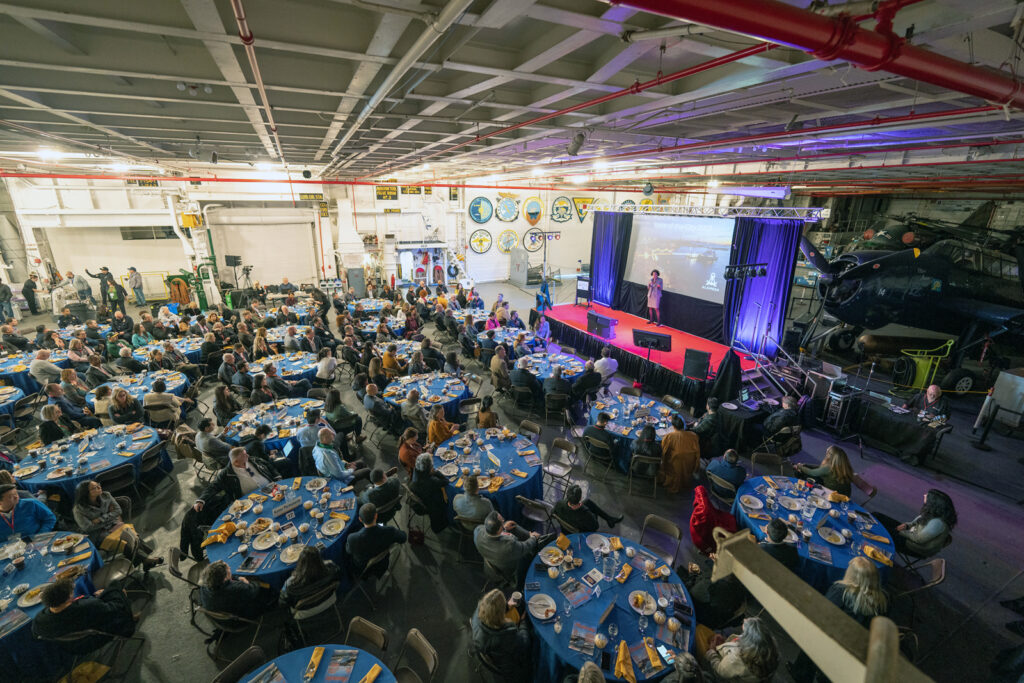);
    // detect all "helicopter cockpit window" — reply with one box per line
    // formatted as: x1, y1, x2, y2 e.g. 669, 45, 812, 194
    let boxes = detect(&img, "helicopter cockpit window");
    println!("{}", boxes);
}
980, 254, 1004, 278
1002, 260, 1019, 280
930, 241, 962, 263
957, 247, 979, 269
